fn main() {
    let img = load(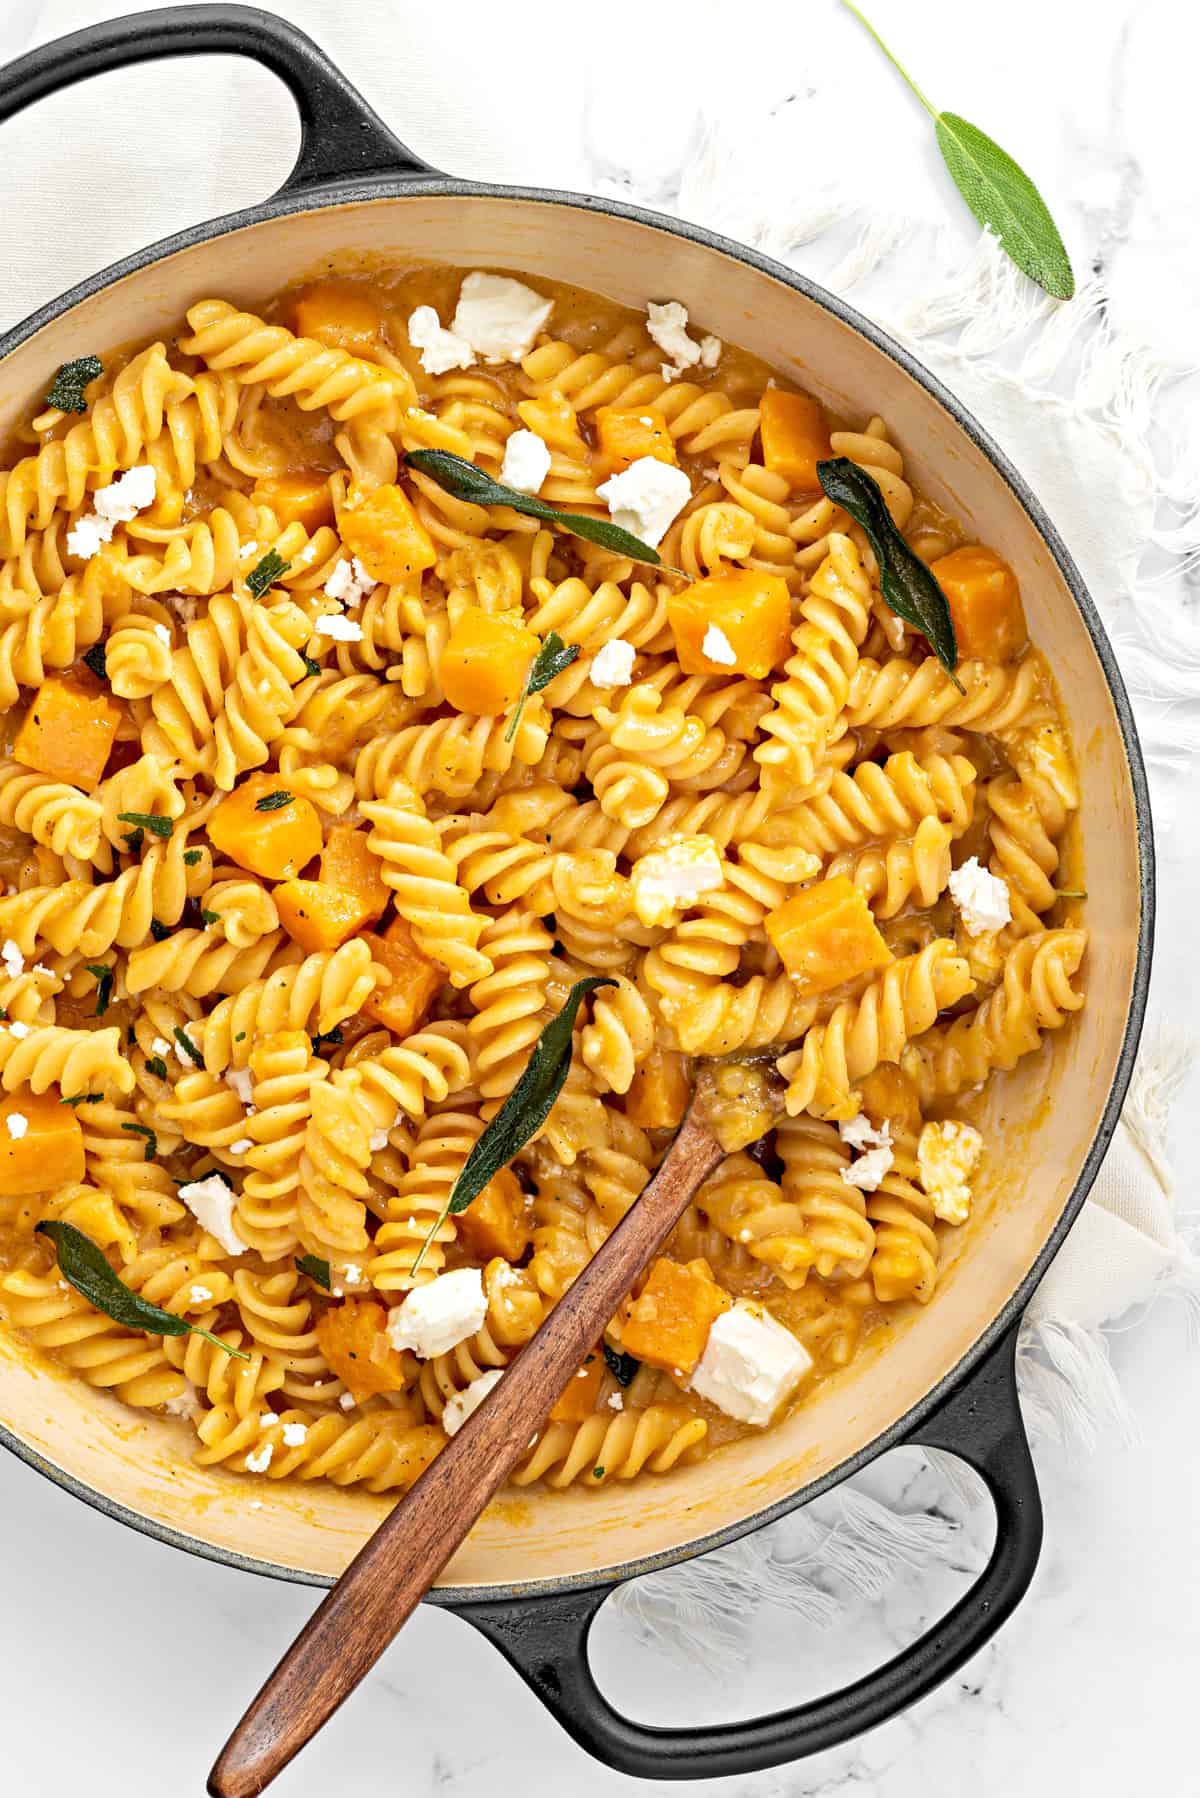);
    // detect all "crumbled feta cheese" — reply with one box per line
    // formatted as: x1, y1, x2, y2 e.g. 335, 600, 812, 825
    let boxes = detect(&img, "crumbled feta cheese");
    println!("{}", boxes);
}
1, 940, 24, 978
281, 1421, 309, 1448
7, 1020, 28, 1040
701, 623, 737, 666
339, 1391, 356, 1411
407, 304, 476, 375
67, 464, 157, 558
690, 1302, 812, 1426
342, 1263, 364, 1287
5, 1113, 28, 1141
225, 1067, 254, 1107
590, 638, 637, 689
597, 455, 691, 550
918, 1120, 984, 1226
368, 1128, 390, 1153
606, 1391, 624, 1410
241, 541, 259, 560
189, 1285, 214, 1306
442, 1368, 504, 1437
387, 1267, 488, 1359
245, 1441, 273, 1475
631, 836, 724, 927
646, 300, 719, 378
151, 1036, 171, 1058
699, 335, 722, 369
451, 273, 553, 364
840, 1144, 893, 1192
323, 556, 376, 607
230, 1137, 253, 1156
153, 622, 172, 646
177, 1174, 246, 1257
948, 857, 1012, 937
839, 1114, 891, 1153
164, 1381, 199, 1418
499, 428, 551, 495
313, 611, 364, 642
248, 1500, 263, 1511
